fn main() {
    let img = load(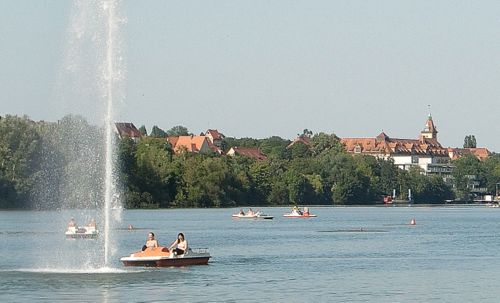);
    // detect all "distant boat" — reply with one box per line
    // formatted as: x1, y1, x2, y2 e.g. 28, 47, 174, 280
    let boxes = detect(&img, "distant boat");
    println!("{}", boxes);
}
65, 225, 99, 239
487, 201, 500, 208
283, 206, 317, 218
232, 210, 273, 220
